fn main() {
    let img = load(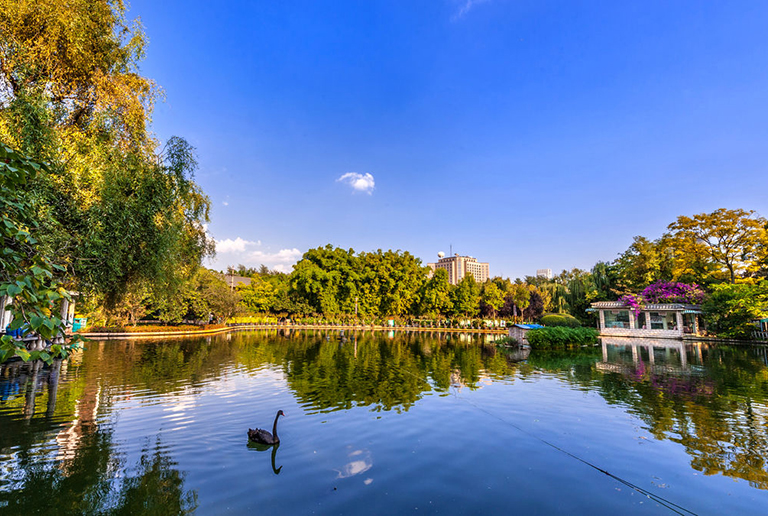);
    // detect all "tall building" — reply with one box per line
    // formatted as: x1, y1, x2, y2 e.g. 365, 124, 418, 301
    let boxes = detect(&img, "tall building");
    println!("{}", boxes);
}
536, 268, 553, 280
427, 253, 490, 285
